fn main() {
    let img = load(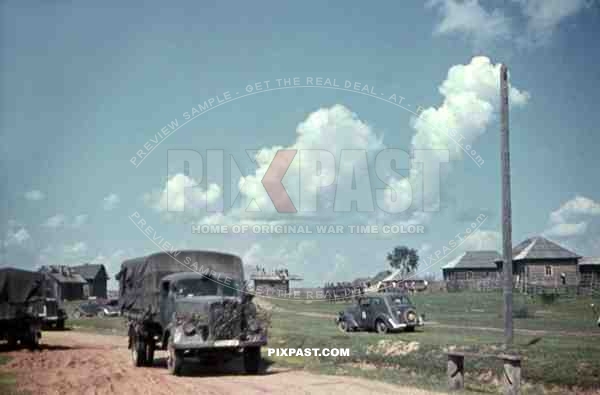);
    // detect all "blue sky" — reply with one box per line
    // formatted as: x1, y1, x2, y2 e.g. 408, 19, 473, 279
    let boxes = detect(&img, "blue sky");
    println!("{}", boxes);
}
2, 0, 600, 288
